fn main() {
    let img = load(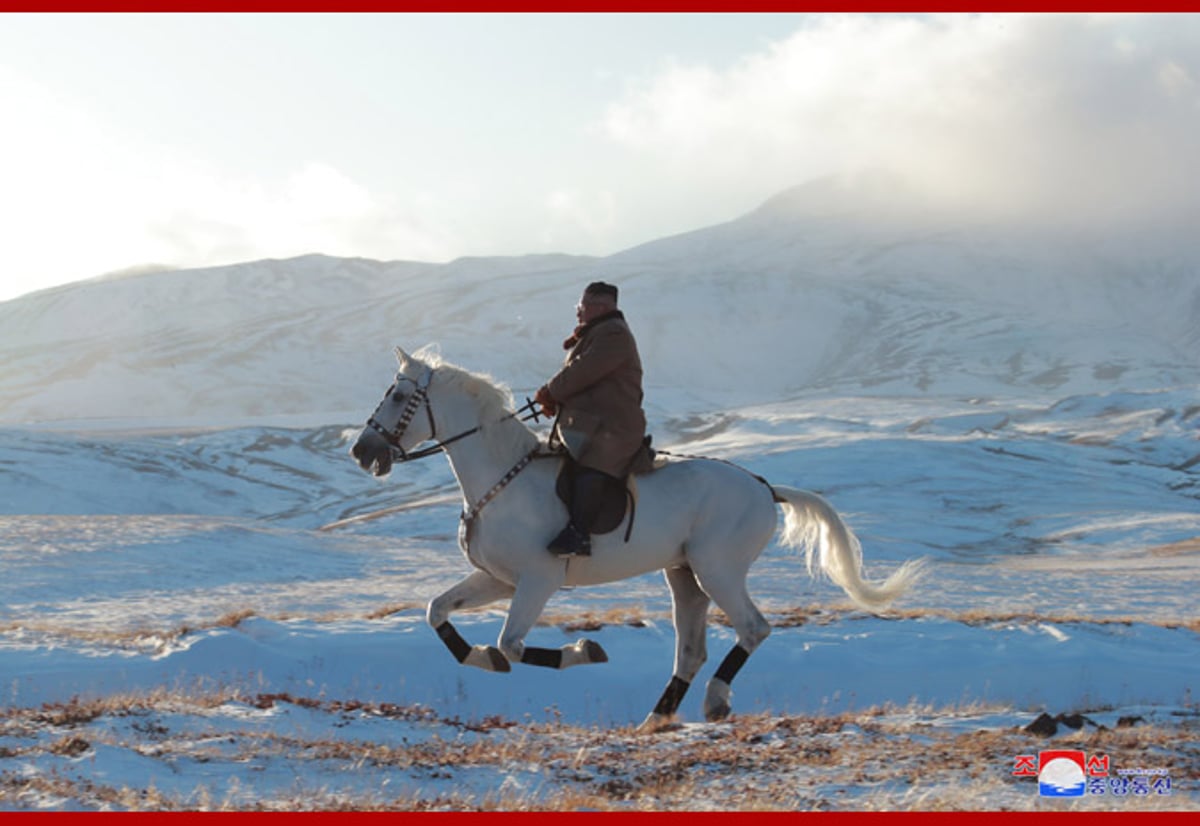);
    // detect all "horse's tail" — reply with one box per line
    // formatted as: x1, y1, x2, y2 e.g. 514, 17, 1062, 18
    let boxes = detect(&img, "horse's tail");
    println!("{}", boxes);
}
773, 485, 925, 612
